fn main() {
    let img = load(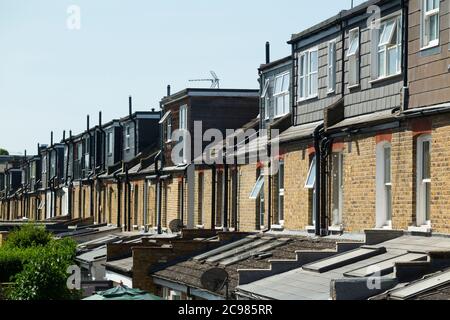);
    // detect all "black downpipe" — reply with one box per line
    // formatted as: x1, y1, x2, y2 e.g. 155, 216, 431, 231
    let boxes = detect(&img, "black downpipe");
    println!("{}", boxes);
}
129, 96, 138, 157
401, 0, 409, 110
211, 165, 216, 230
114, 171, 122, 228
222, 164, 229, 231
266, 142, 272, 231
313, 124, 324, 236
125, 165, 131, 232
180, 176, 184, 224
